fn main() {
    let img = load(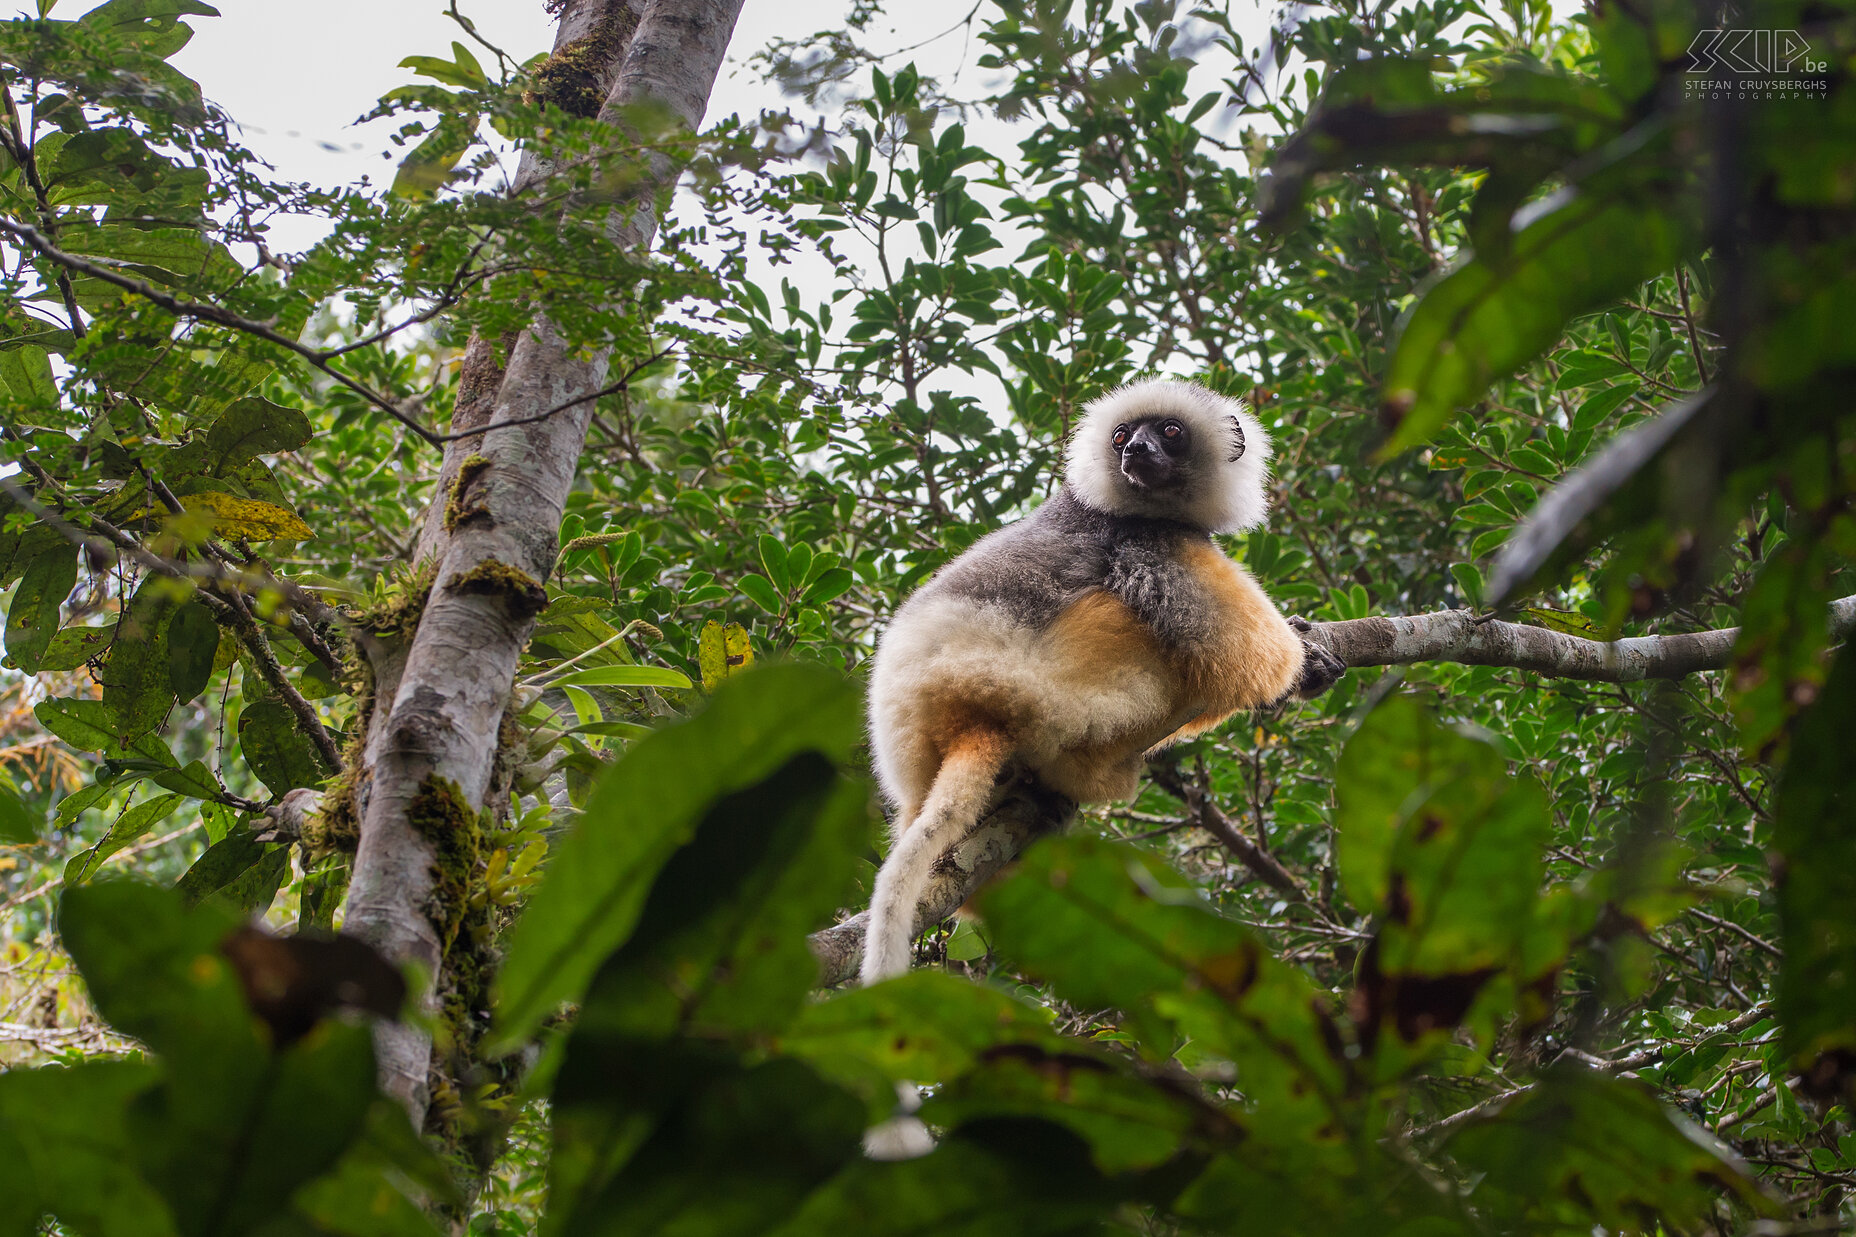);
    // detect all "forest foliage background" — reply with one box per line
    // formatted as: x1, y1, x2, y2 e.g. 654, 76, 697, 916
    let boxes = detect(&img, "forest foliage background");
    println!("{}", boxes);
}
0, 0, 1853, 1233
